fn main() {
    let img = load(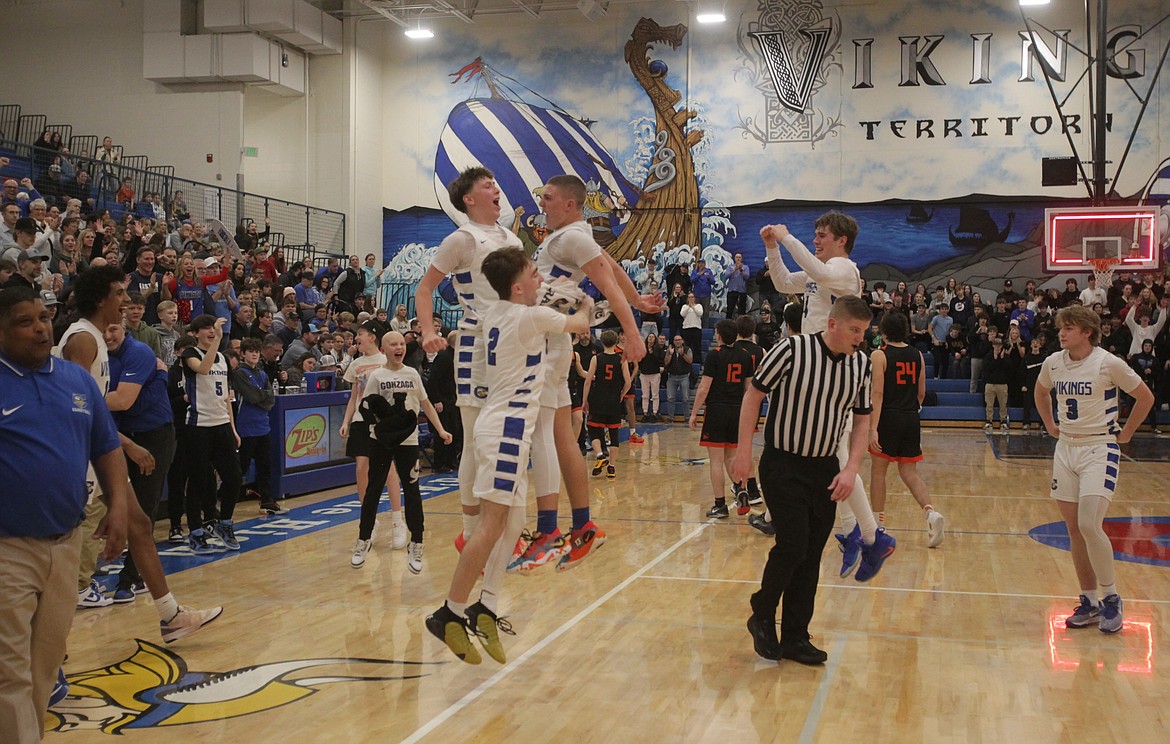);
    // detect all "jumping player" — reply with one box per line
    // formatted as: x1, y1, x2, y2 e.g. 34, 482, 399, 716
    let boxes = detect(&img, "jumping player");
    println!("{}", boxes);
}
415, 167, 523, 553
509, 174, 659, 573
867, 311, 945, 546
1035, 305, 1153, 633
426, 247, 592, 665
761, 215, 892, 576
